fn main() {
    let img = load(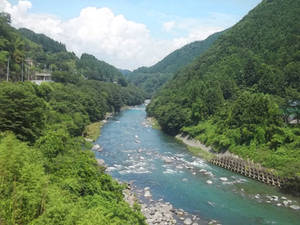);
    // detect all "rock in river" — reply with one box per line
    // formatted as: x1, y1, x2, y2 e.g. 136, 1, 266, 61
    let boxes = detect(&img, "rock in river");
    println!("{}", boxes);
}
219, 177, 228, 182
92, 144, 101, 151
206, 180, 213, 184
184, 217, 193, 225
162, 156, 173, 164
144, 190, 152, 198
290, 205, 300, 210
